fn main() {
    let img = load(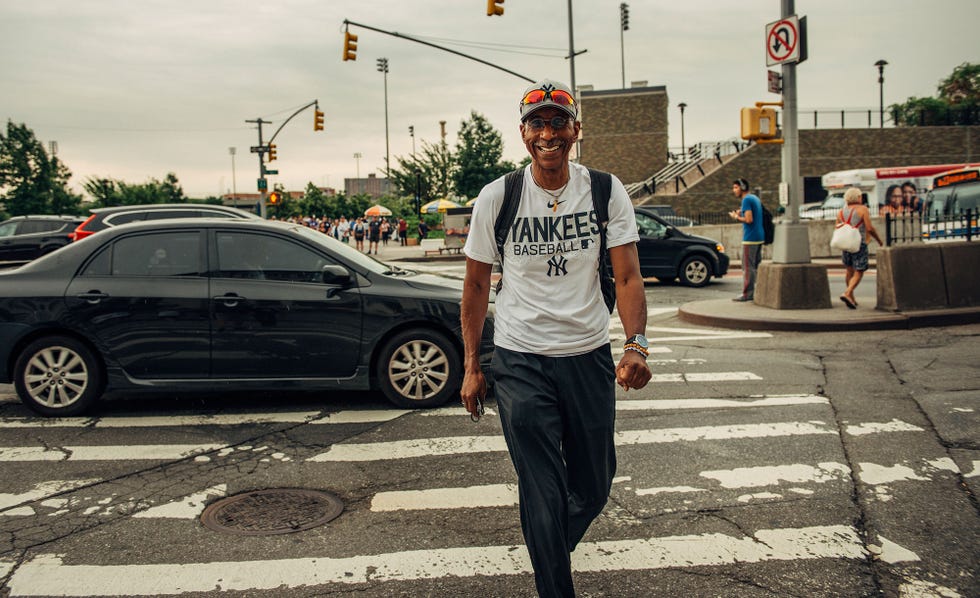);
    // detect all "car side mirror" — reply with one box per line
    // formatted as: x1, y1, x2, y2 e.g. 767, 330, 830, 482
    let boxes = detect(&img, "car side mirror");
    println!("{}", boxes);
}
322, 264, 351, 285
